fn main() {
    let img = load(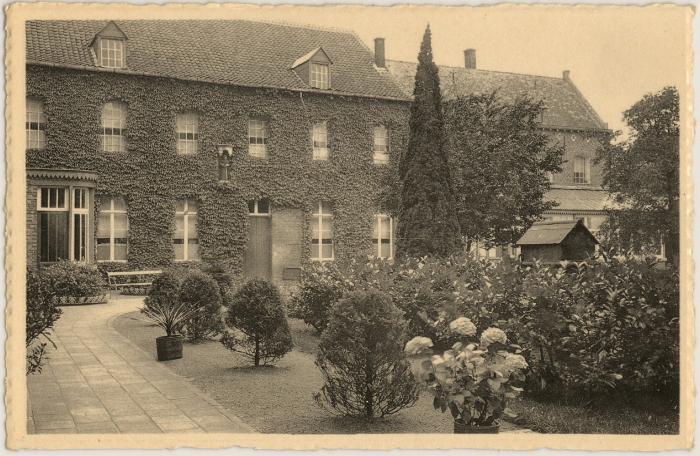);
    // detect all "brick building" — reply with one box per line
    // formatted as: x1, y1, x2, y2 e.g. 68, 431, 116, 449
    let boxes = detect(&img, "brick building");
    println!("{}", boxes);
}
25, 20, 610, 282
25, 20, 409, 289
